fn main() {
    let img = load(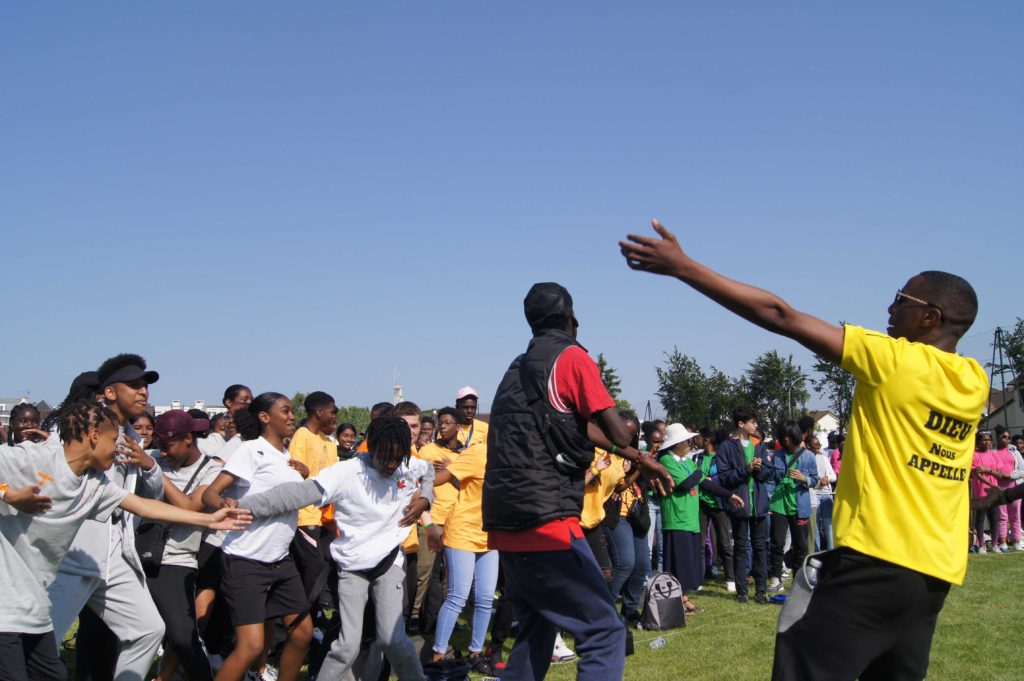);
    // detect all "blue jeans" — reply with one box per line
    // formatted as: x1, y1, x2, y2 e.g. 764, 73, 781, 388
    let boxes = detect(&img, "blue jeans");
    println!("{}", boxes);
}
817, 497, 835, 551
433, 548, 499, 654
607, 521, 652, 618
647, 503, 662, 572
500, 535, 626, 681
